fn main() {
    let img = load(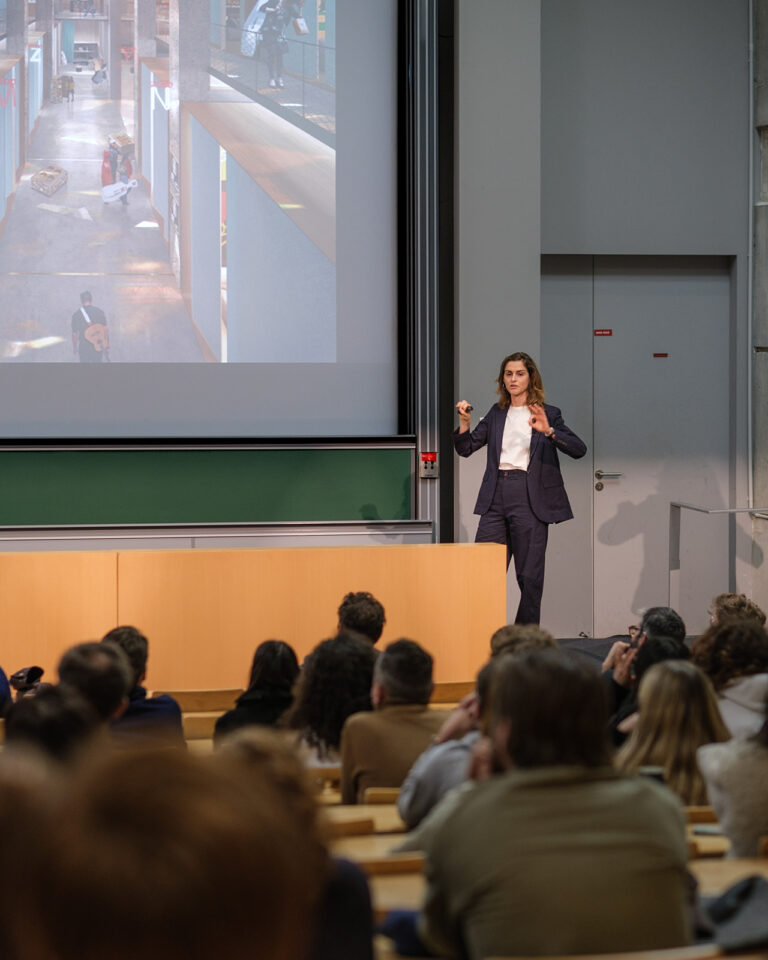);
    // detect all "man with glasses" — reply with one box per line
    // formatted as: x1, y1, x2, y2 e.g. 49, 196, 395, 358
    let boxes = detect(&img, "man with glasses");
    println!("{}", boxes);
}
603, 607, 687, 682
601, 607, 688, 745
